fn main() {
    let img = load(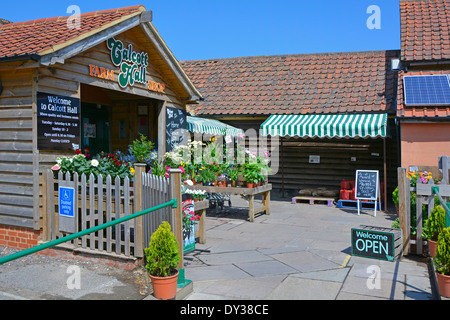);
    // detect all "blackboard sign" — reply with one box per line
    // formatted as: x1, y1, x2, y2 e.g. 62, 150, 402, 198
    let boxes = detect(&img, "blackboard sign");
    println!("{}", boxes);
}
166, 106, 187, 152
355, 170, 379, 200
37, 92, 81, 151
351, 226, 402, 261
